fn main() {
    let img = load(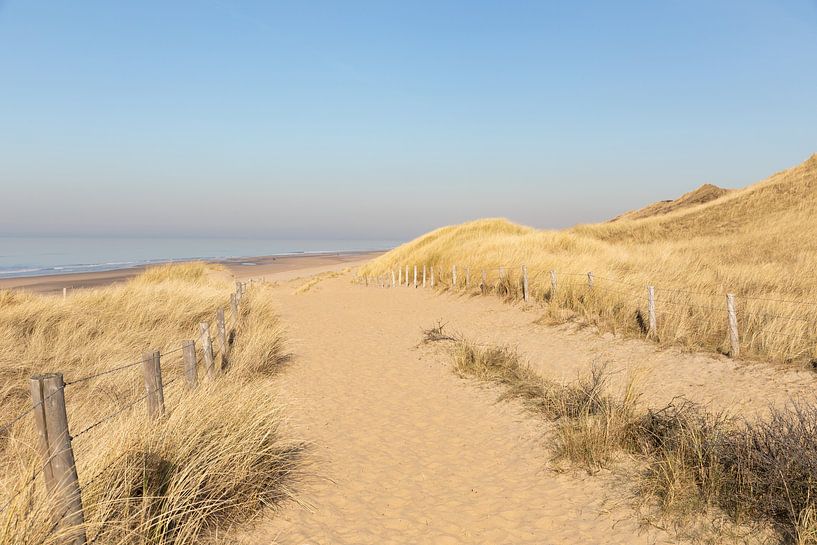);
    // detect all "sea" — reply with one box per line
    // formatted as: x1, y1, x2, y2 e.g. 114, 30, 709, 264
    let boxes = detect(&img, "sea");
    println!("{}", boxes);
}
0, 237, 399, 279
